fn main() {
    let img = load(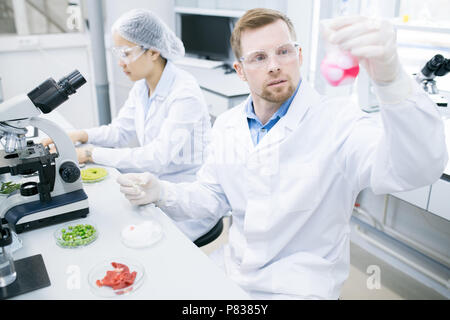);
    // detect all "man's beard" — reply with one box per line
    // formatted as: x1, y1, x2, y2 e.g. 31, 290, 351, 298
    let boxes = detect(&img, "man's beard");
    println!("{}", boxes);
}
258, 81, 296, 103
